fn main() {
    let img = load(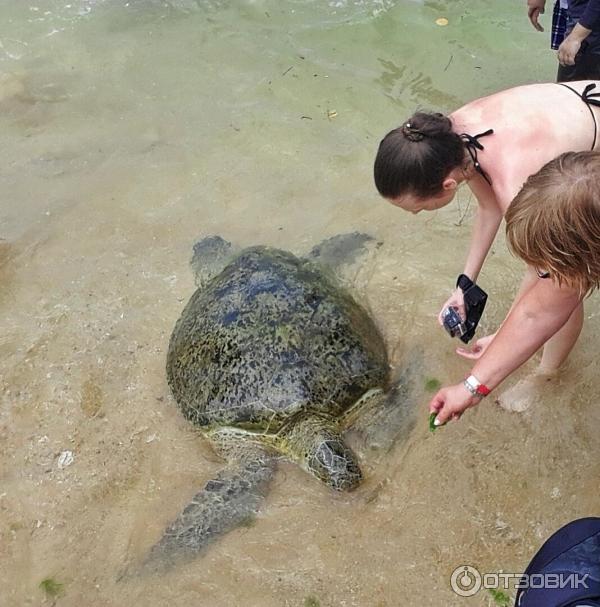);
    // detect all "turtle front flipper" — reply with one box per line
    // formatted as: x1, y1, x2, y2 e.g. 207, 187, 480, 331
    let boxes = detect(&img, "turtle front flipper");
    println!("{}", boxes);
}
190, 235, 240, 288
307, 232, 375, 272
346, 351, 423, 455
278, 416, 362, 491
306, 232, 379, 285
142, 447, 275, 572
